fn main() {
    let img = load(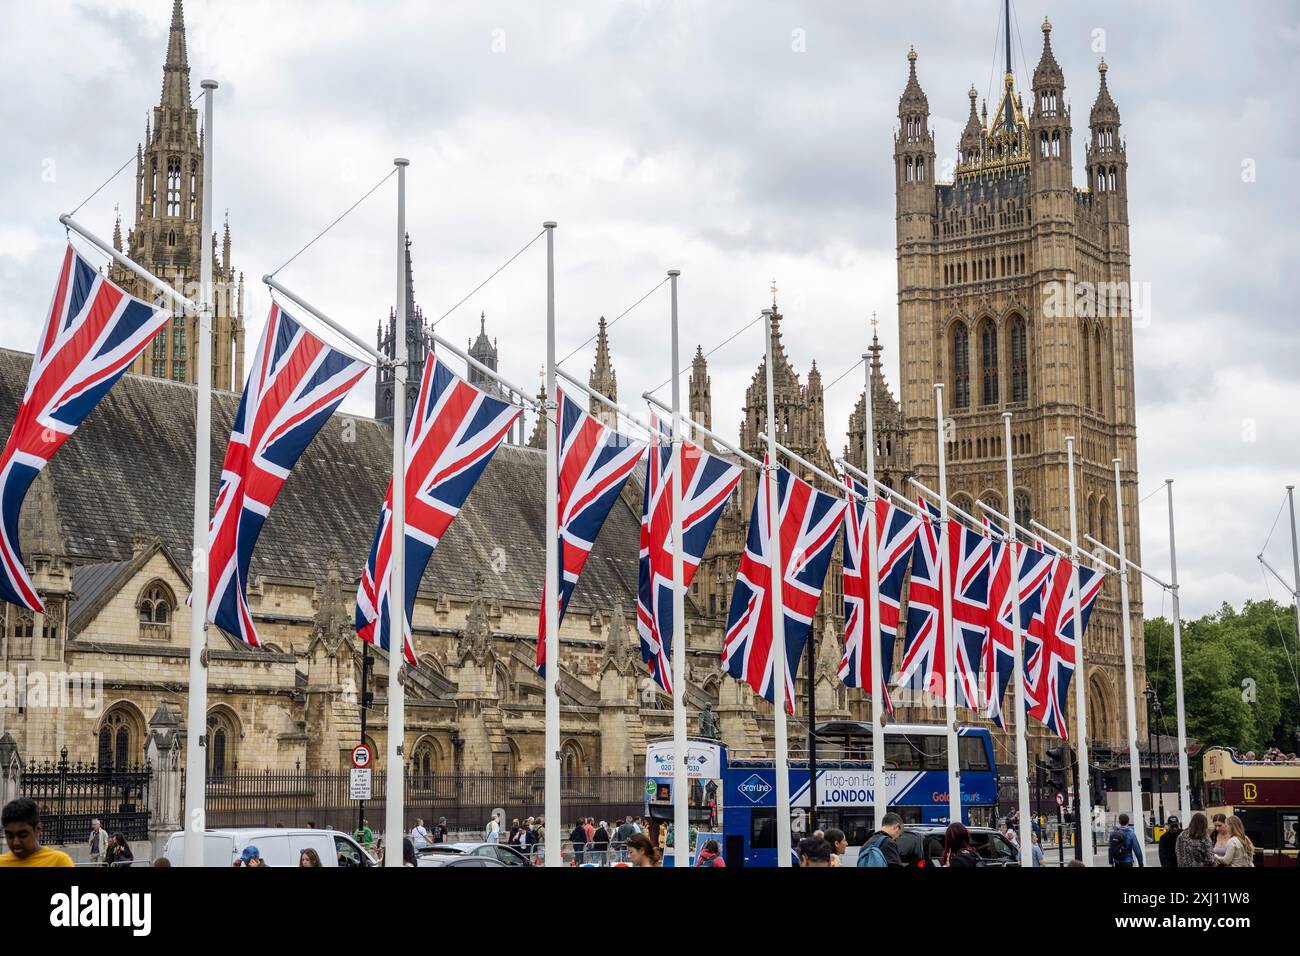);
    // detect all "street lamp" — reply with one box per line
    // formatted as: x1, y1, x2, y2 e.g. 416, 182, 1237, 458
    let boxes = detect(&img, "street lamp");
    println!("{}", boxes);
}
1142, 685, 1164, 830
